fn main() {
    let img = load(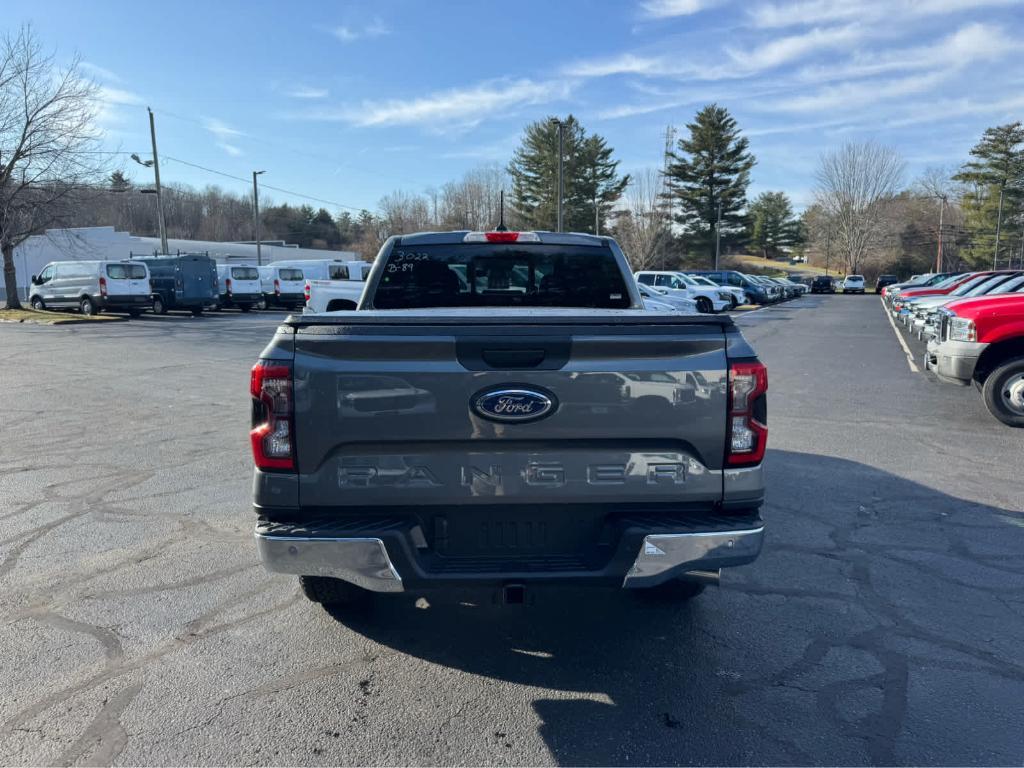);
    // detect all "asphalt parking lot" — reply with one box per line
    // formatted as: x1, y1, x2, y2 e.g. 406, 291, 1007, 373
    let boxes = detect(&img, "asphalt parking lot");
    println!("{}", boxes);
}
1, 297, 1022, 766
